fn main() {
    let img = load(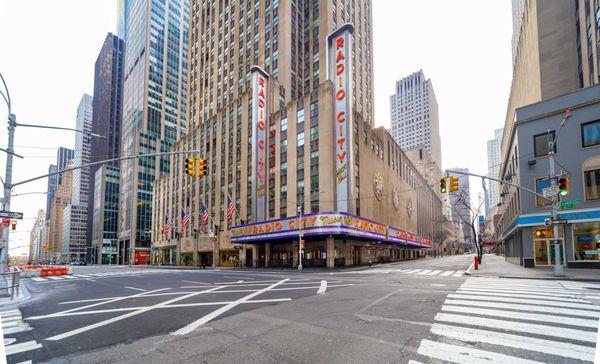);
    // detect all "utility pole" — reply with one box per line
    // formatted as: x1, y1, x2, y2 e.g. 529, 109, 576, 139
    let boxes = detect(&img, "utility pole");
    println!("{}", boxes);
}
0, 114, 16, 273
297, 204, 303, 271
548, 130, 565, 277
